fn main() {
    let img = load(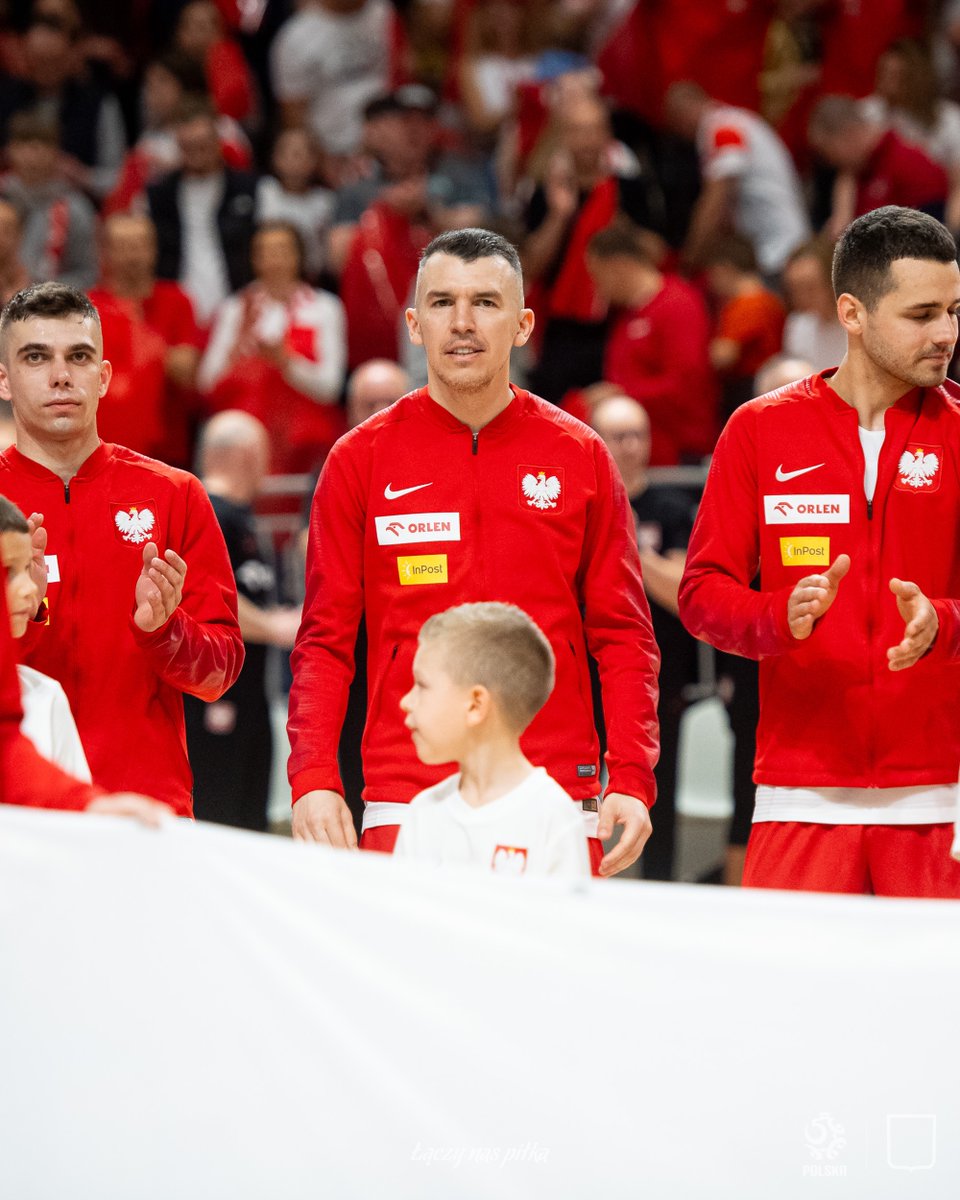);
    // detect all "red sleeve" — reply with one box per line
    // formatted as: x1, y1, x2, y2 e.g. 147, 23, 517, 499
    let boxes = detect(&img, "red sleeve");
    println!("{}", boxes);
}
1, 591, 102, 810
679, 405, 797, 659
581, 437, 660, 805
206, 40, 255, 121
287, 440, 366, 802
130, 475, 244, 700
